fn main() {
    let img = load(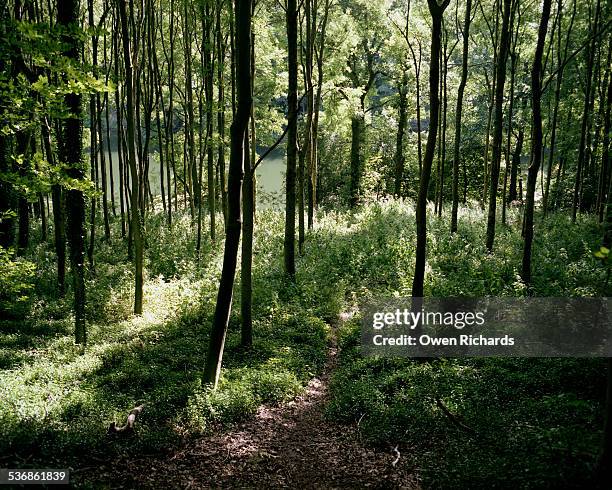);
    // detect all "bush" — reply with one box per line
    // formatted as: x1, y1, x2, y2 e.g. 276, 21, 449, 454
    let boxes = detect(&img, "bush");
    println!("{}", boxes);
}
0, 245, 35, 317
